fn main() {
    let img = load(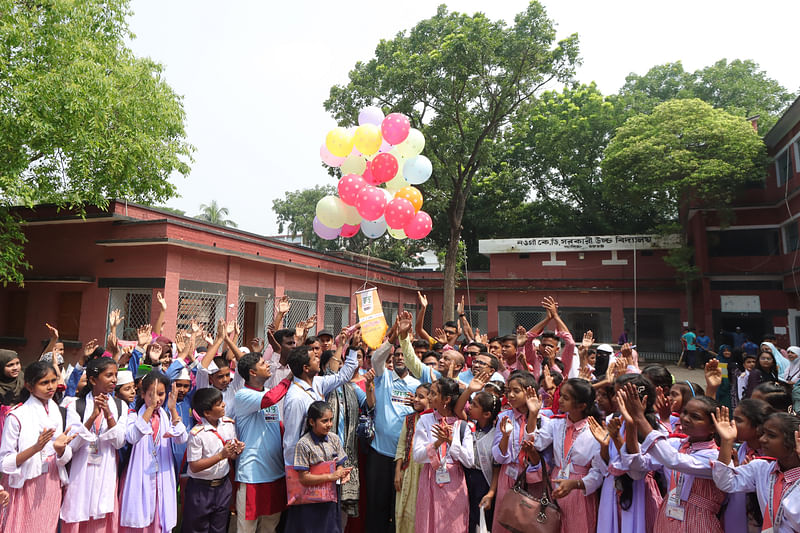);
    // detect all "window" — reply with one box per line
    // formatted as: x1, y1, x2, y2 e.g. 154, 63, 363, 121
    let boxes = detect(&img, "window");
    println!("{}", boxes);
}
707, 229, 780, 257
57, 292, 82, 340
785, 221, 800, 253
776, 149, 794, 186
4, 292, 28, 337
